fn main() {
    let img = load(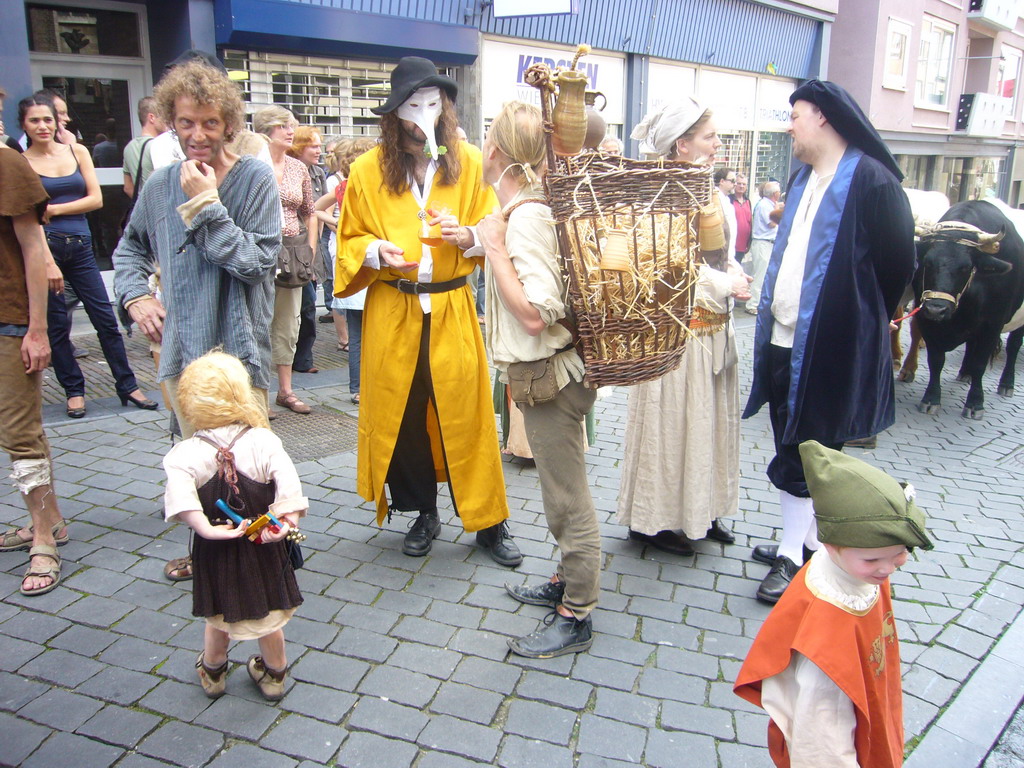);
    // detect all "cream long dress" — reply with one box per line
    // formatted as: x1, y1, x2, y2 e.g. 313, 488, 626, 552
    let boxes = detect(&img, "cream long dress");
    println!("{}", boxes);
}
617, 264, 740, 539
